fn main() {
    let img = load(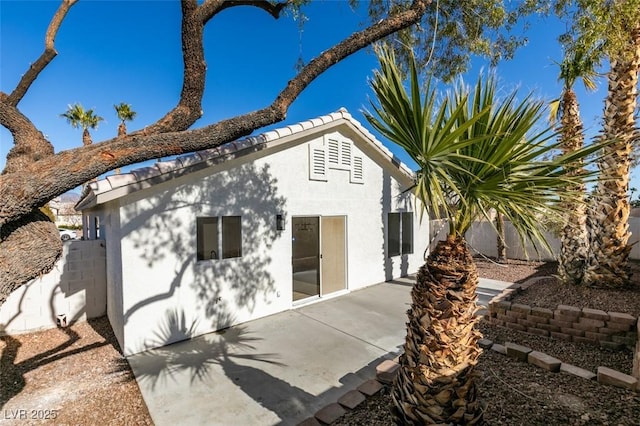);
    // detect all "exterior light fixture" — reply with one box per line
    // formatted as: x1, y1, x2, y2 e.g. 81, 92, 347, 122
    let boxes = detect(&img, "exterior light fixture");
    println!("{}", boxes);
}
276, 214, 285, 231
